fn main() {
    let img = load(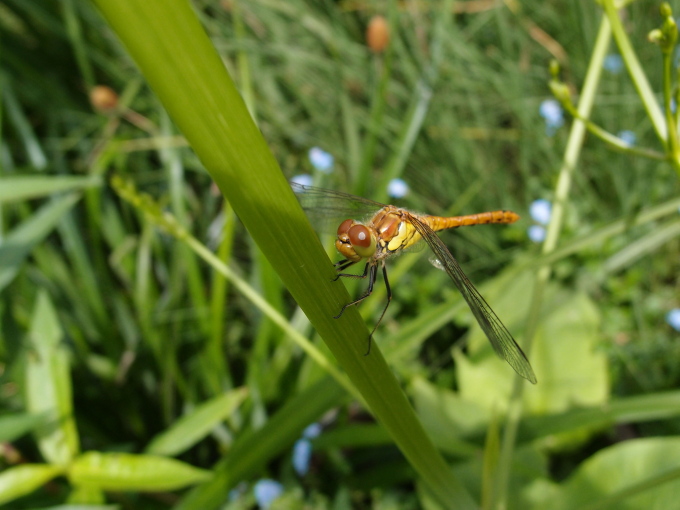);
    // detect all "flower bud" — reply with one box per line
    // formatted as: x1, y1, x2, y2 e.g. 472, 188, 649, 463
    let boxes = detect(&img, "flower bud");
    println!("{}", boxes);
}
366, 16, 389, 53
89, 85, 119, 112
